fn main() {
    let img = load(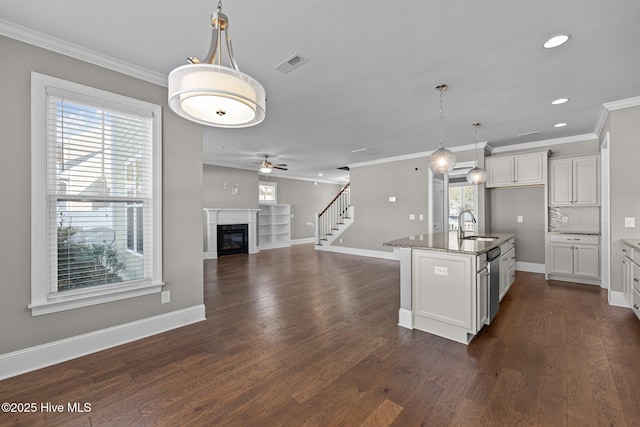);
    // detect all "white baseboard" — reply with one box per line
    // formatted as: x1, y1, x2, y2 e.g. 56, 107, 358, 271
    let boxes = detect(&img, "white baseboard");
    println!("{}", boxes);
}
203, 251, 217, 260
515, 262, 545, 273
608, 291, 629, 308
291, 238, 315, 245
315, 245, 398, 261
398, 308, 413, 329
0, 304, 206, 381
